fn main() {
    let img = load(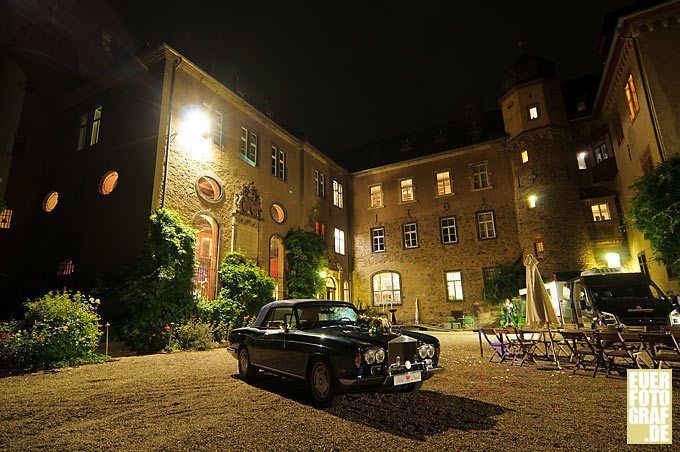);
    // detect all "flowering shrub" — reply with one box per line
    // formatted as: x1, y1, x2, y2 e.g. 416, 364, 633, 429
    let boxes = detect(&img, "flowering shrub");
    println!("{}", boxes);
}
0, 292, 103, 370
356, 315, 391, 336
173, 321, 215, 351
